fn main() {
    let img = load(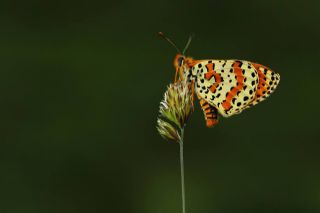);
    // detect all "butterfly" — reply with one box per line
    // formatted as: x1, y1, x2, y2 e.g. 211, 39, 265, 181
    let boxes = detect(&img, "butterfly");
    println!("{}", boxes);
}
159, 32, 280, 128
